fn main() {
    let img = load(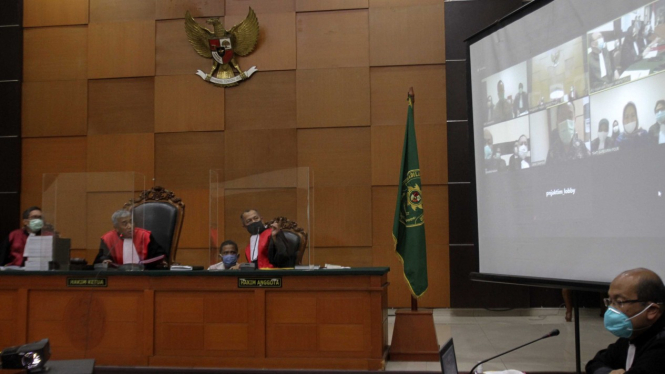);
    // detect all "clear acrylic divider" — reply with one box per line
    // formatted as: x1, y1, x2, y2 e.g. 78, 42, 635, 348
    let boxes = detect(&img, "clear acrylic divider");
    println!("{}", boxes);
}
41, 172, 145, 270
209, 167, 312, 270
